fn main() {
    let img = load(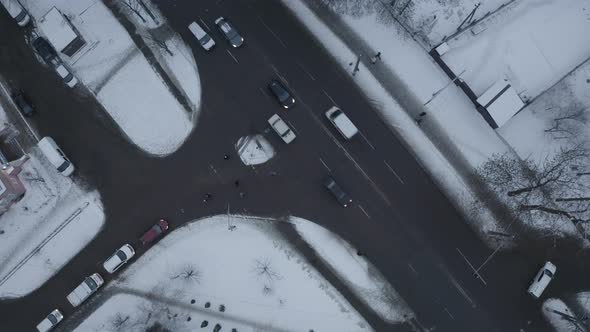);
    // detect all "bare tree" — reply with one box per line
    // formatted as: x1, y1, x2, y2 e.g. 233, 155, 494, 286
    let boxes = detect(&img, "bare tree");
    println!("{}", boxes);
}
252, 258, 282, 282
142, 34, 174, 56
478, 144, 590, 228
121, 0, 147, 23
545, 104, 588, 141
170, 264, 201, 284
109, 313, 132, 332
